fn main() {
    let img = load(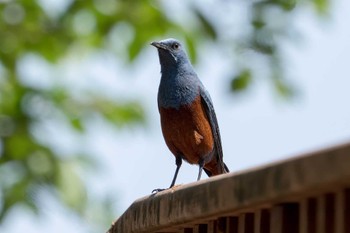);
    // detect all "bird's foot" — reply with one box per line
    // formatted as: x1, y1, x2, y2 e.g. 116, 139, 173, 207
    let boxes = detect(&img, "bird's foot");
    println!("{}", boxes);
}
151, 188, 166, 194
